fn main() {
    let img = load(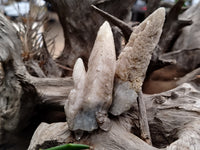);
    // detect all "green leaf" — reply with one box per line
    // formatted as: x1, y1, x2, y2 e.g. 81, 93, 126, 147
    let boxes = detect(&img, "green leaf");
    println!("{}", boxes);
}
42, 143, 90, 150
